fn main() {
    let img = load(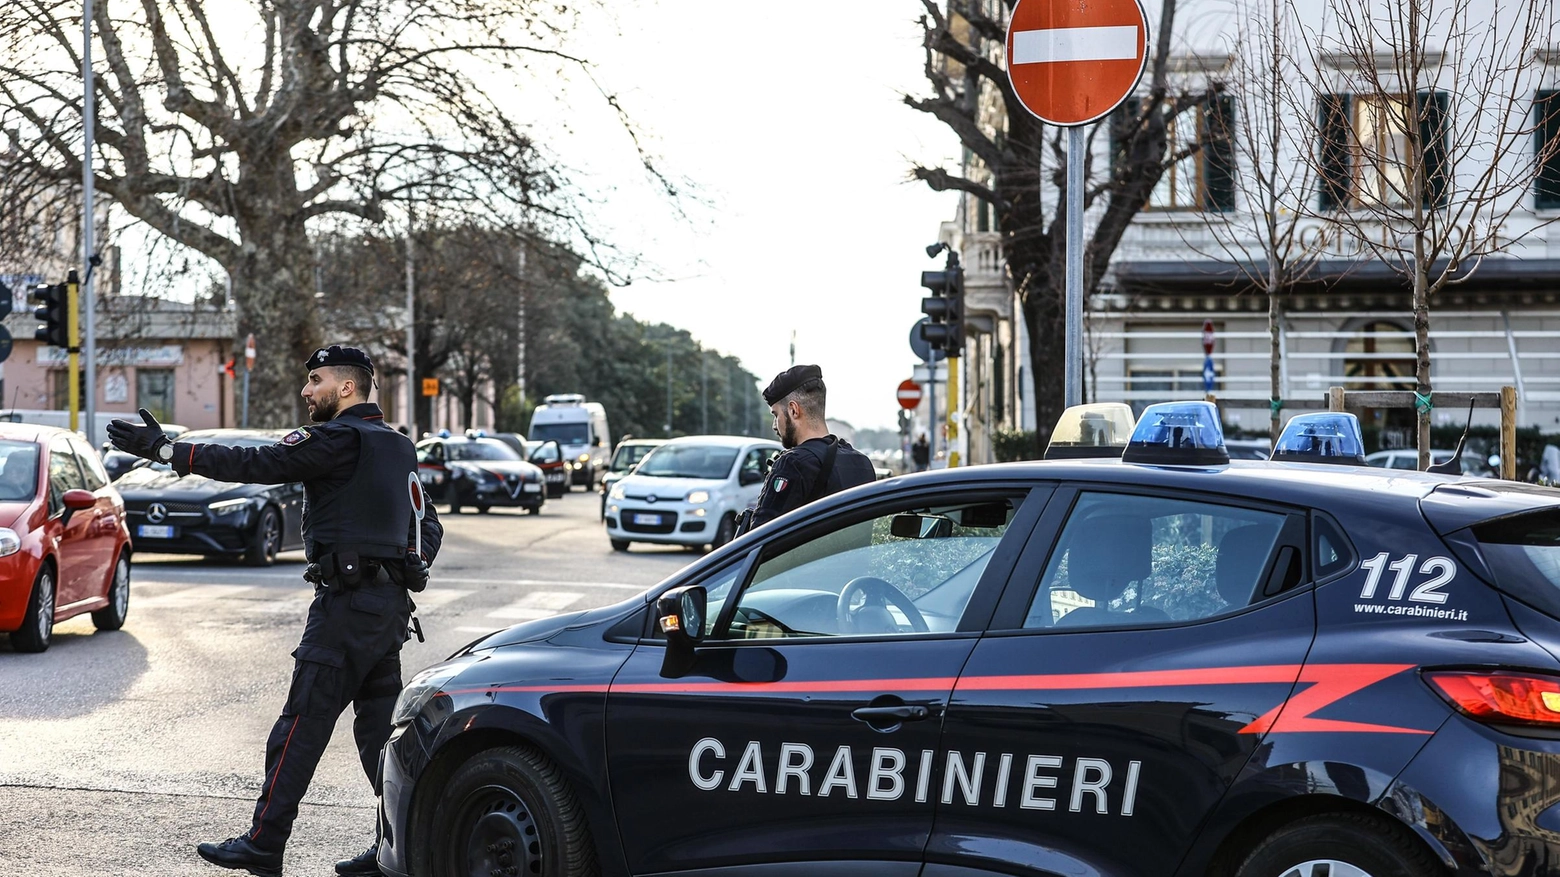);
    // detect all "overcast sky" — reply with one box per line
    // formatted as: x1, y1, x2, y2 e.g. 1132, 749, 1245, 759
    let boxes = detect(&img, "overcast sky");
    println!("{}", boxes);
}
554, 2, 962, 432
